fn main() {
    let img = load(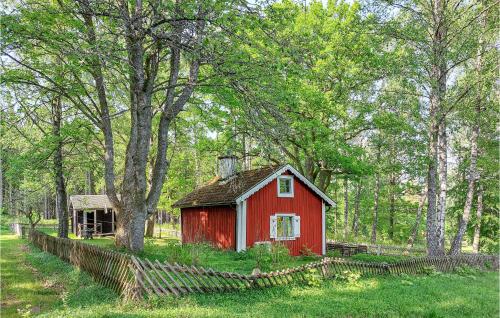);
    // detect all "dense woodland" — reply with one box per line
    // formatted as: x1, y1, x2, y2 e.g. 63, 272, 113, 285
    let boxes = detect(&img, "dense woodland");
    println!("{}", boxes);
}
0, 0, 498, 254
